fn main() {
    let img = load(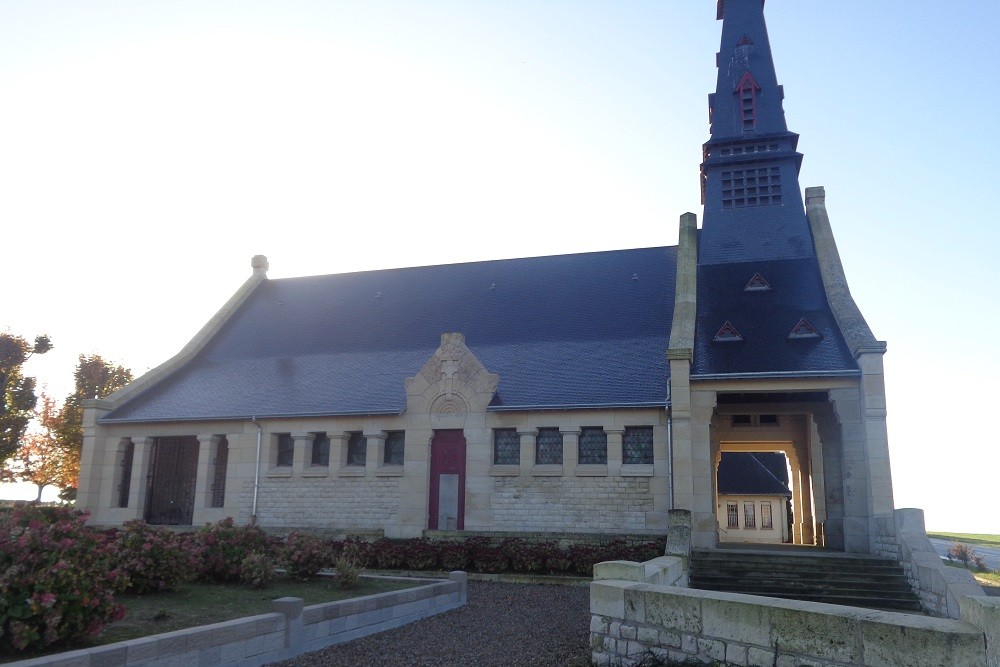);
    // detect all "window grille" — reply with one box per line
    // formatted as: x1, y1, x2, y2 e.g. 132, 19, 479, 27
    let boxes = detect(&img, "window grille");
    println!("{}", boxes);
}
761, 501, 773, 530
535, 428, 563, 465
578, 427, 607, 465
347, 432, 367, 466
623, 426, 654, 465
311, 432, 330, 466
384, 431, 405, 465
117, 440, 134, 508
211, 438, 228, 507
727, 502, 739, 528
744, 502, 757, 528
493, 428, 520, 465
276, 434, 294, 467
721, 167, 782, 208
